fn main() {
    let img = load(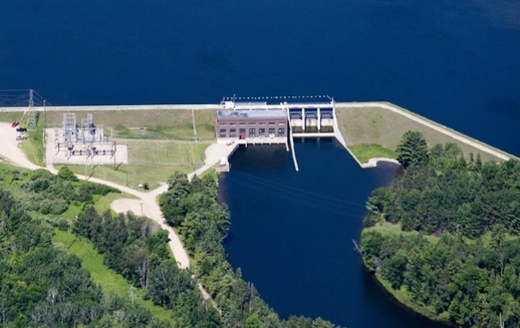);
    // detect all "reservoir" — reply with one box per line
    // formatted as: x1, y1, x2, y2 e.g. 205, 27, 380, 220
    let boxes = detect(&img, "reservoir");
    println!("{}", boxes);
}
220, 139, 447, 328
